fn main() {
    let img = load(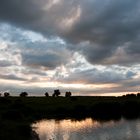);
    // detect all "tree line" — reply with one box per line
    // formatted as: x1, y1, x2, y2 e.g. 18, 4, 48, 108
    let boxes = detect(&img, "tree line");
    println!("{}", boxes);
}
0, 91, 139, 97
0, 89, 72, 97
